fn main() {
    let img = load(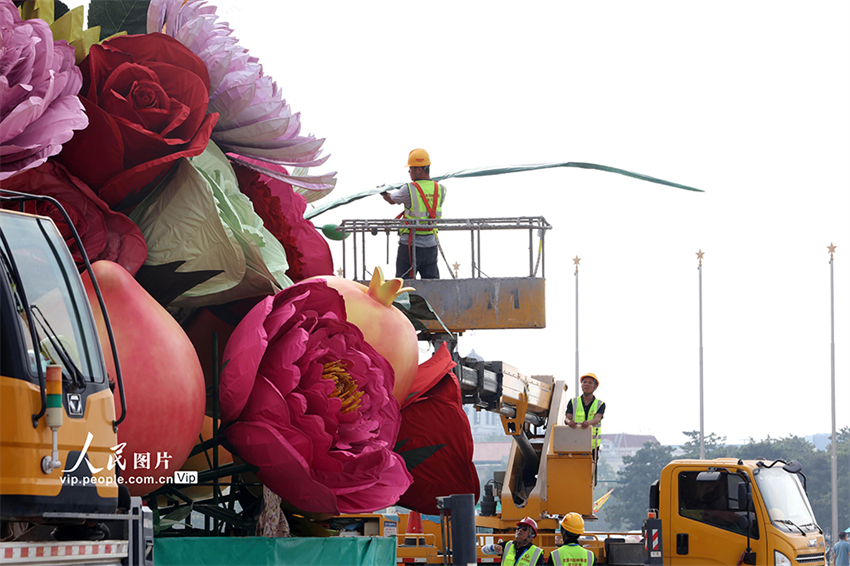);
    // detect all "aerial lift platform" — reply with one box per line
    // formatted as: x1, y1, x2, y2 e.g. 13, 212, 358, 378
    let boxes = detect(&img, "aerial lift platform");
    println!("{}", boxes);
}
335, 216, 550, 334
